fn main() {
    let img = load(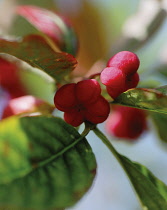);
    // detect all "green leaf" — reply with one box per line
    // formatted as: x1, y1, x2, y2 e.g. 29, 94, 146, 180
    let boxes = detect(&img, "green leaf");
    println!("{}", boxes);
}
150, 112, 167, 143
119, 155, 167, 210
0, 116, 96, 209
94, 128, 167, 210
0, 35, 77, 82
113, 88, 167, 114
155, 85, 167, 95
